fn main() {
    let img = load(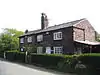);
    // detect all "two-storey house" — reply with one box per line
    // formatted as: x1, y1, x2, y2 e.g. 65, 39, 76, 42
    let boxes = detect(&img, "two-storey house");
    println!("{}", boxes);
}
19, 13, 100, 54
